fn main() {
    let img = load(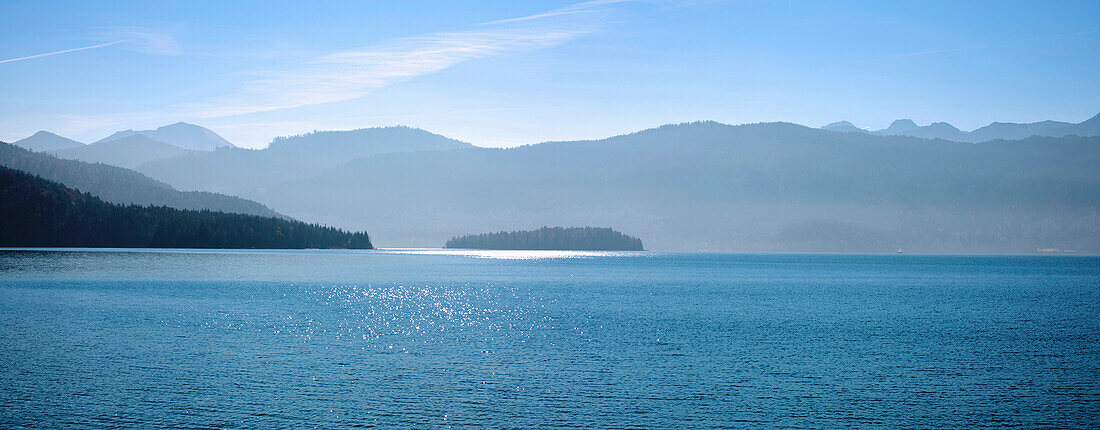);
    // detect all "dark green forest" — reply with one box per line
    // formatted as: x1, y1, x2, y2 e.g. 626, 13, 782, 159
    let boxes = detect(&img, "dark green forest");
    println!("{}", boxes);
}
445, 227, 643, 251
0, 166, 371, 249
0, 141, 282, 217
